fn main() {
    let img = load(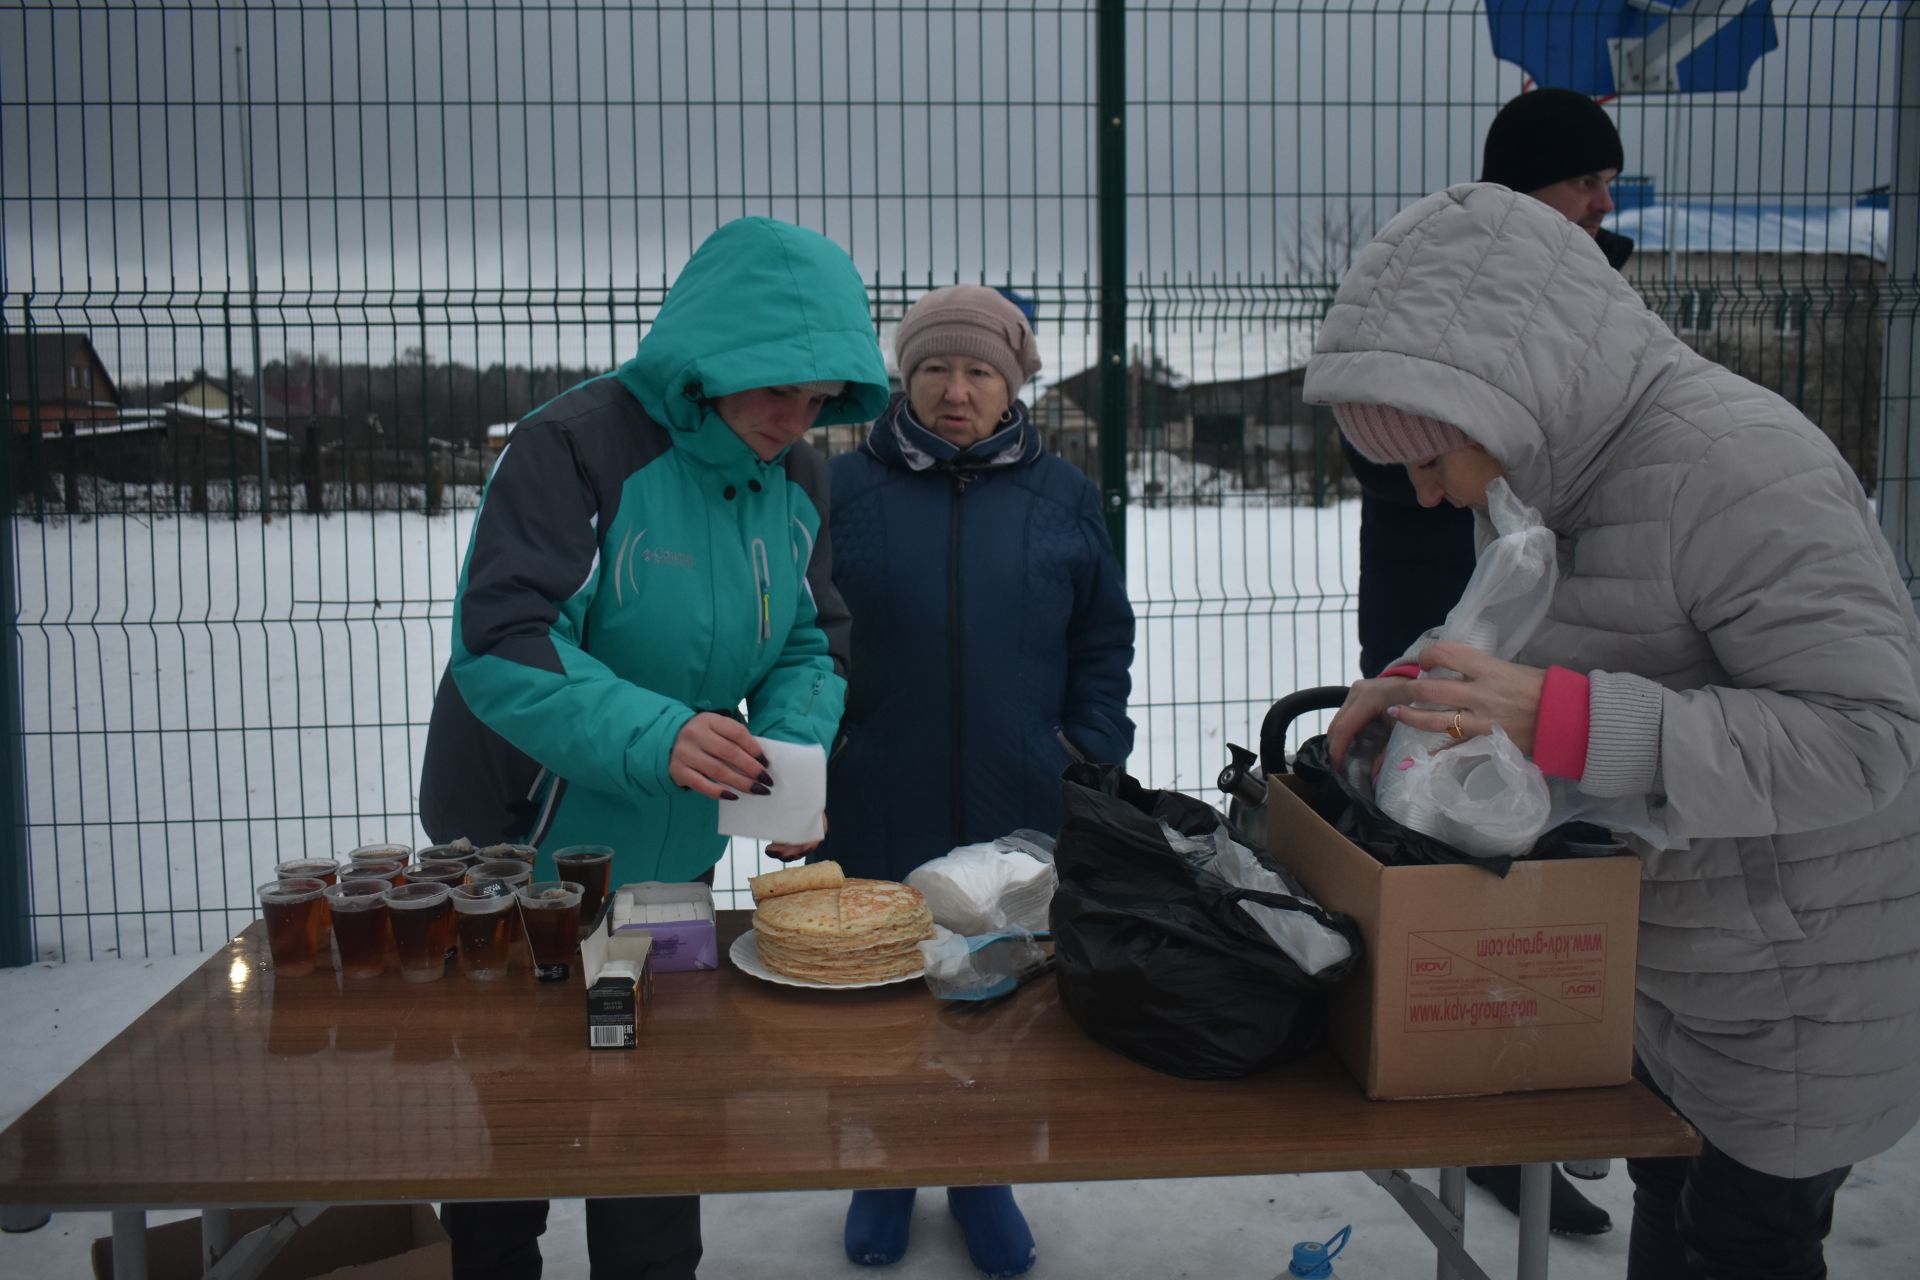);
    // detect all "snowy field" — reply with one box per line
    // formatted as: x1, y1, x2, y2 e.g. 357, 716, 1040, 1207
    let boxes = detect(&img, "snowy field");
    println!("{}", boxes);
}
11, 487, 1361, 962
